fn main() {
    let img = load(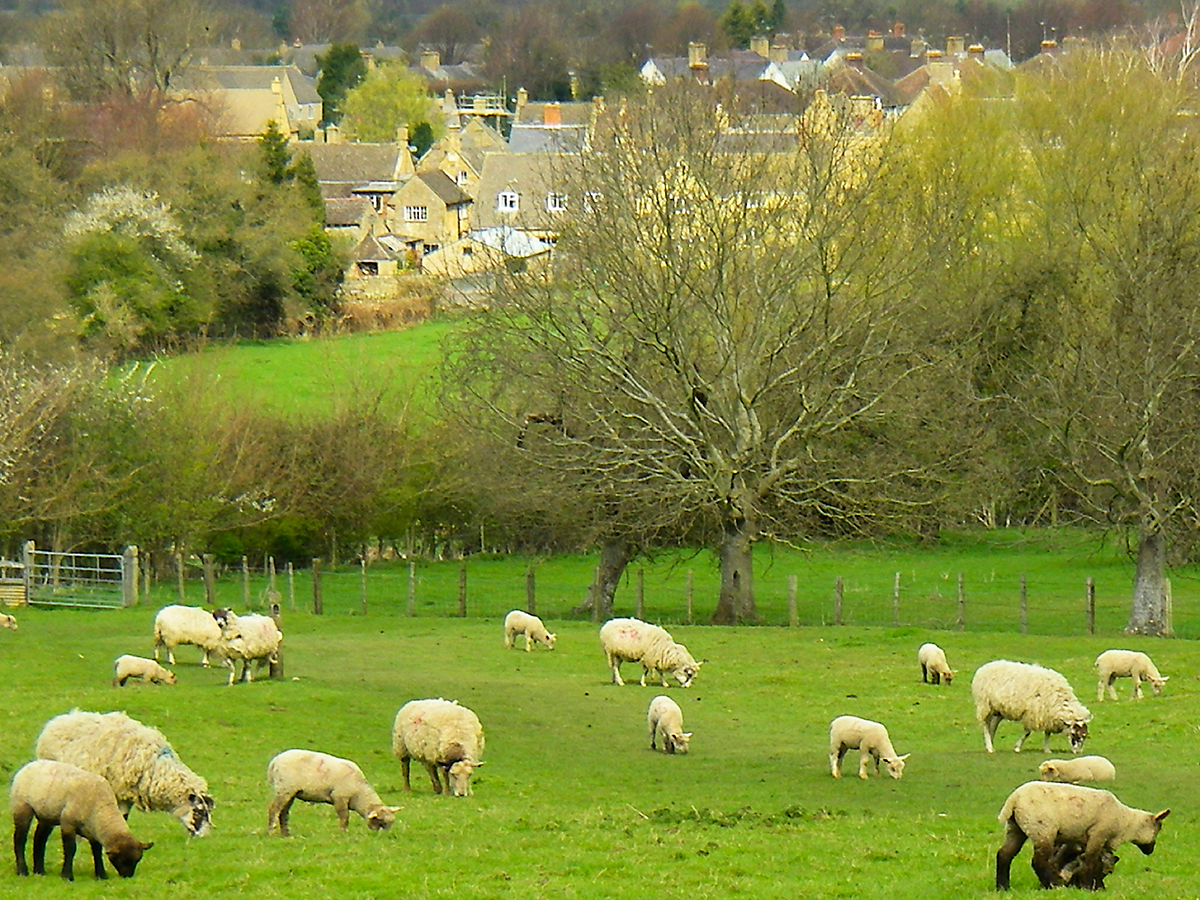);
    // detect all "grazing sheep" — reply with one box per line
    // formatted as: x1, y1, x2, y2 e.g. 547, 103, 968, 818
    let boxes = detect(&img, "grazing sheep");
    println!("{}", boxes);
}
214, 612, 282, 685
599, 617, 702, 688
112, 655, 176, 688
266, 749, 399, 836
1095, 649, 1169, 701
503, 610, 557, 651
1039, 755, 1116, 784
10, 759, 153, 881
829, 715, 909, 780
152, 604, 228, 666
35, 709, 213, 836
995, 780, 1169, 890
972, 660, 1091, 754
392, 698, 485, 797
918, 642, 954, 685
647, 695, 691, 754
1, 612, 16, 629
